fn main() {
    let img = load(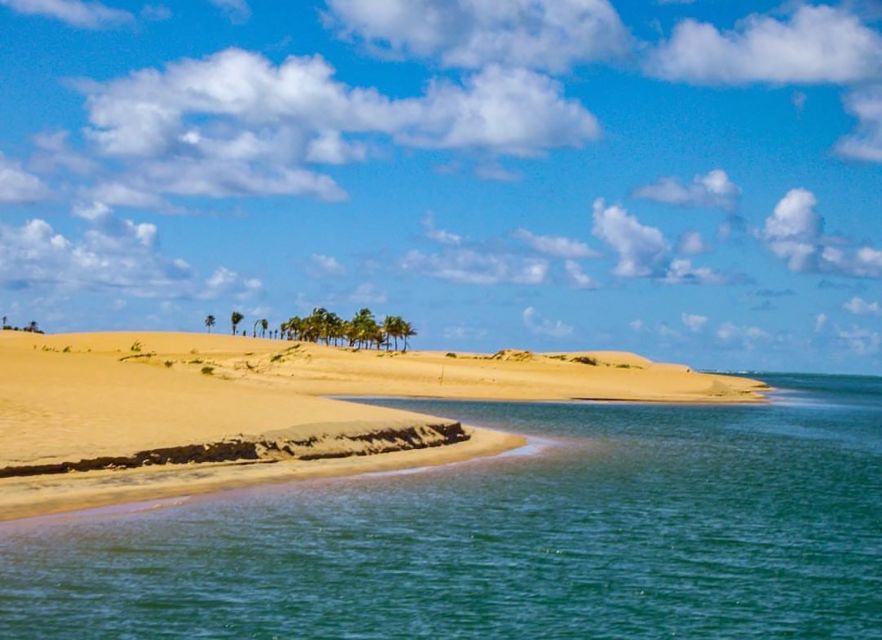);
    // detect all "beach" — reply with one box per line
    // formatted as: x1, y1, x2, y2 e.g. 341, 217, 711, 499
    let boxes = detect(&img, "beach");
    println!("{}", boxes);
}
0, 331, 767, 521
